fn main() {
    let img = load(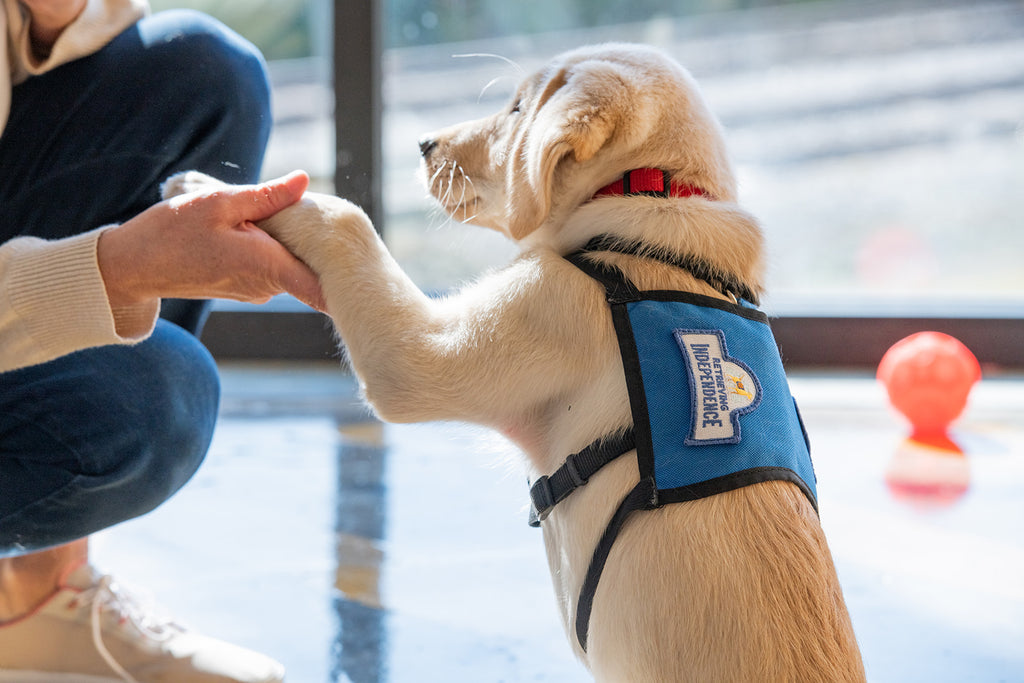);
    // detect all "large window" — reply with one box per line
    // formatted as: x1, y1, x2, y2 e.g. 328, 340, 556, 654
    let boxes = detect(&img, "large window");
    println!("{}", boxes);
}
380, 1, 1024, 310
155, 0, 1024, 367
